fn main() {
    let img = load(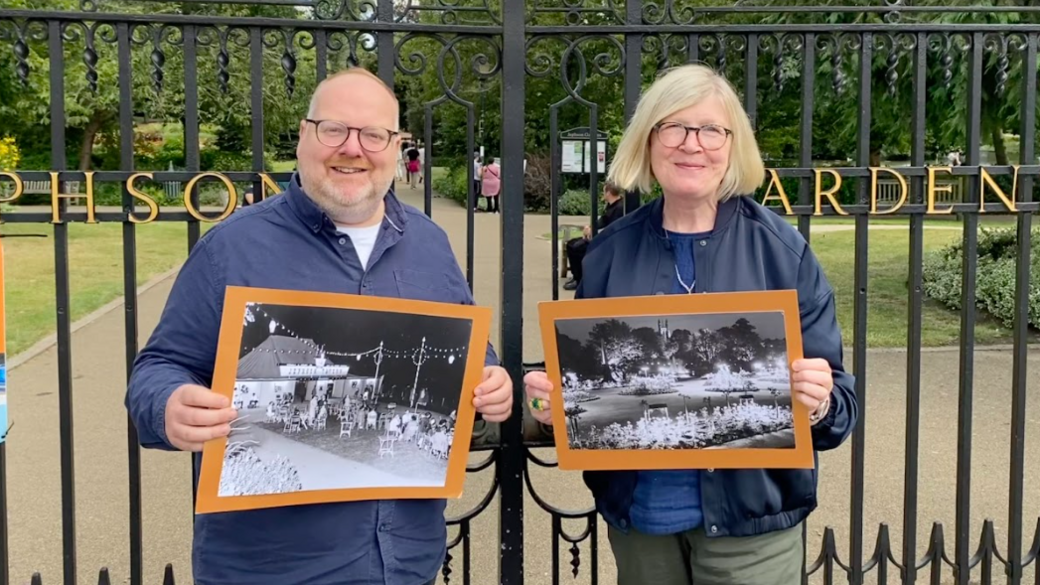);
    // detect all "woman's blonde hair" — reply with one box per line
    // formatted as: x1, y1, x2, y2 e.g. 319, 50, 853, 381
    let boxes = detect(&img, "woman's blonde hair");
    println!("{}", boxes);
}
607, 63, 765, 200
